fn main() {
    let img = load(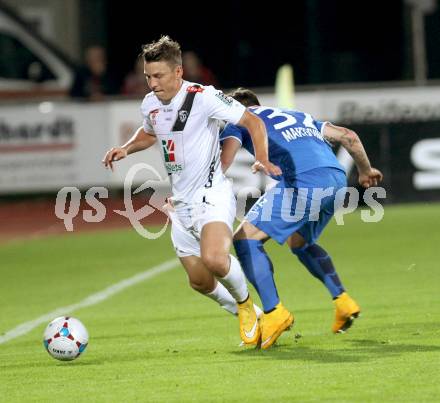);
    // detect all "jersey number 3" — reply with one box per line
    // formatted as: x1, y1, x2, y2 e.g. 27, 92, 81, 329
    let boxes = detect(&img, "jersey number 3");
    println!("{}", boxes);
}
252, 107, 315, 130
